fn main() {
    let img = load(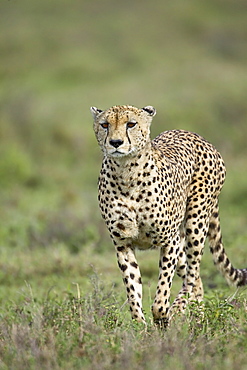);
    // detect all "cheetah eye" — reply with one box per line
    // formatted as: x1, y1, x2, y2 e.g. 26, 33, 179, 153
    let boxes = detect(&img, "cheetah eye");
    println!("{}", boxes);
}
100, 122, 109, 129
126, 121, 137, 129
